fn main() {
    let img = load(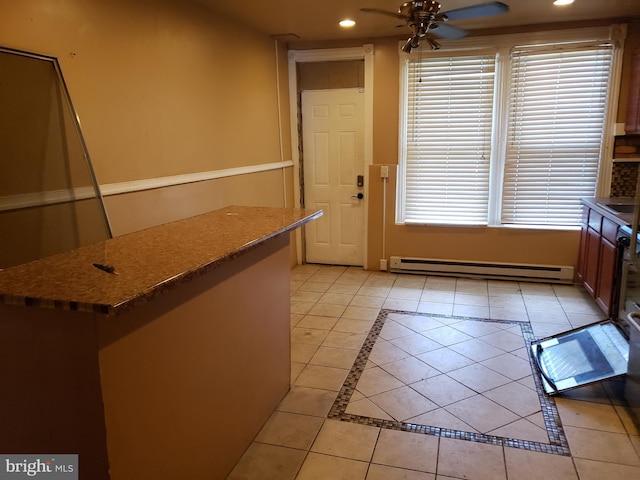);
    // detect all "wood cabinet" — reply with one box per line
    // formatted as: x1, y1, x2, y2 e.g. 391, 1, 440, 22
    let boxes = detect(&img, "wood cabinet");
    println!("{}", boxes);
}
582, 225, 601, 297
577, 206, 620, 316
597, 236, 617, 314
625, 49, 640, 134
576, 207, 589, 285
